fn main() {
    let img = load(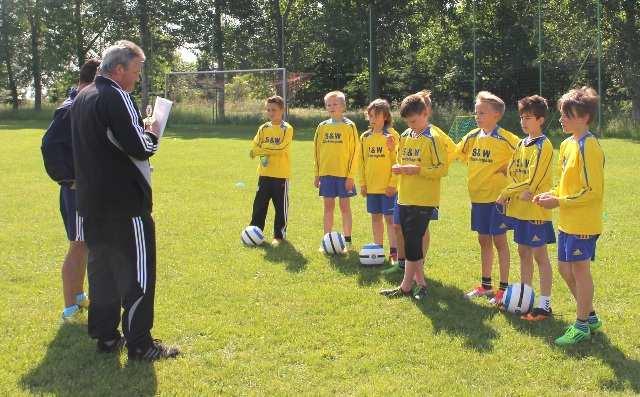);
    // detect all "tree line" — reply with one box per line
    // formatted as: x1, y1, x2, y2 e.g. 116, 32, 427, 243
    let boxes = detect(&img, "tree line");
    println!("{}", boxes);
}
1, 0, 639, 120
